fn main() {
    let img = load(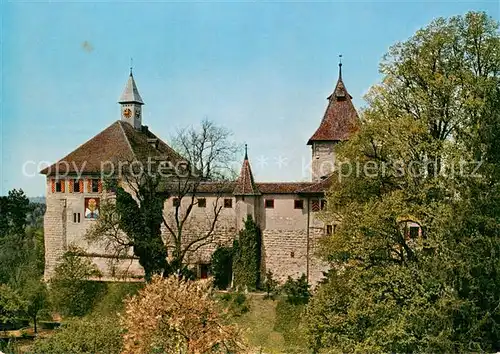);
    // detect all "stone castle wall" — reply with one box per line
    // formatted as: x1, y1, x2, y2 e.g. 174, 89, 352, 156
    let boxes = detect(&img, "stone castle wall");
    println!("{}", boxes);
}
44, 178, 330, 285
